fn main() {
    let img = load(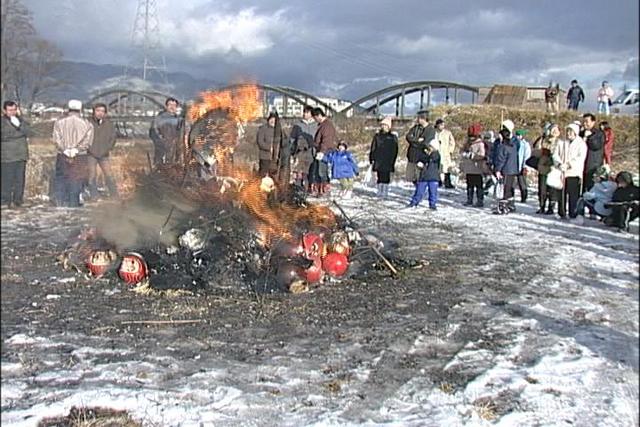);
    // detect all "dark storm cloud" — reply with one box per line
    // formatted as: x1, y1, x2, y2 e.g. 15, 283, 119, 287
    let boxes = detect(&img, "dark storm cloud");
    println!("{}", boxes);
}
22, 0, 639, 101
